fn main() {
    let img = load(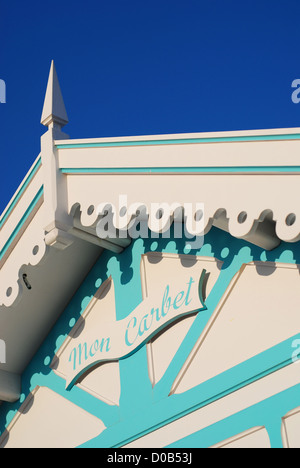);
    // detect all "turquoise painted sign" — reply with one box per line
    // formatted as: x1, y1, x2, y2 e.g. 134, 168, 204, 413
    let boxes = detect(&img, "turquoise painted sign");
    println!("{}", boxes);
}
66, 271, 207, 390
